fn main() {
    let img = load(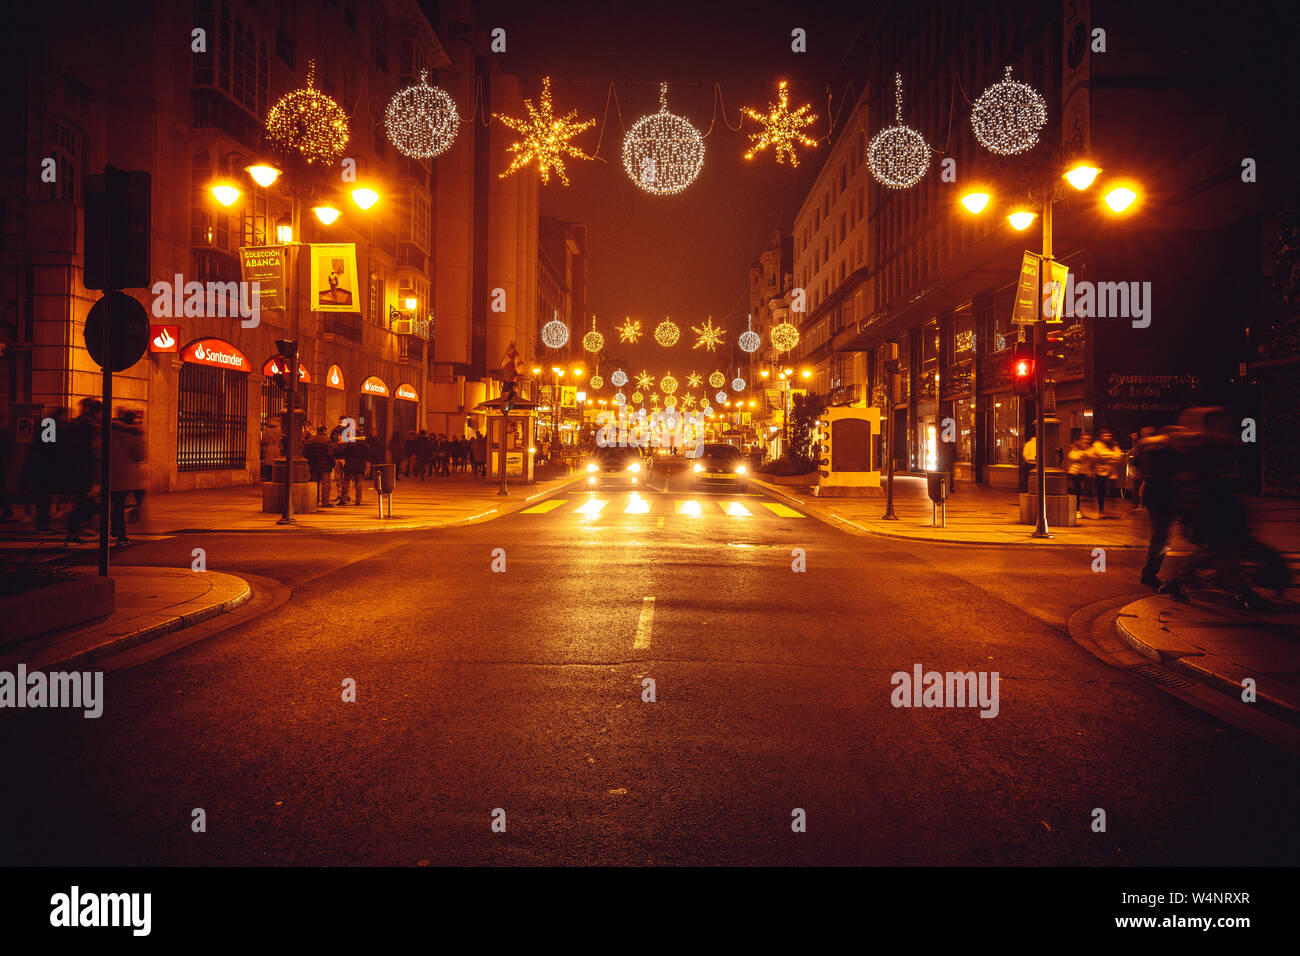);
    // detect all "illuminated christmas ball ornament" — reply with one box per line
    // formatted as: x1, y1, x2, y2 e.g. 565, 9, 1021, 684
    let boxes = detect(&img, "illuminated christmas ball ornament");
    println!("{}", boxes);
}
611, 369, 628, 387
970, 66, 1048, 156
867, 73, 929, 189
385, 71, 459, 160
589, 374, 604, 390
770, 321, 800, 352
613, 391, 626, 406
659, 374, 678, 395
708, 371, 725, 389
265, 60, 350, 166
715, 391, 728, 404
623, 83, 705, 196
732, 373, 746, 392
582, 316, 604, 353
631, 390, 644, 404
700, 401, 712, 414
664, 395, 678, 410
541, 311, 569, 349
738, 314, 761, 353
494, 76, 596, 186
654, 318, 681, 347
